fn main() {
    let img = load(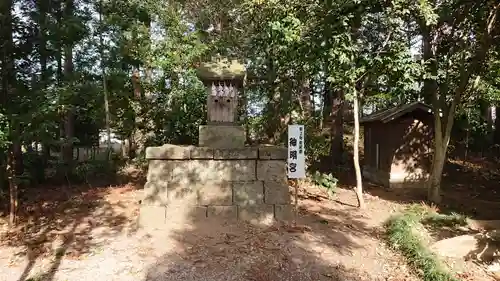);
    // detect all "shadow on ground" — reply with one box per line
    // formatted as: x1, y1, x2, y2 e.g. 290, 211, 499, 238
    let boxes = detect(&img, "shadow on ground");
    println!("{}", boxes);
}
142, 186, 408, 281
0, 171, 142, 281
330, 160, 500, 220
